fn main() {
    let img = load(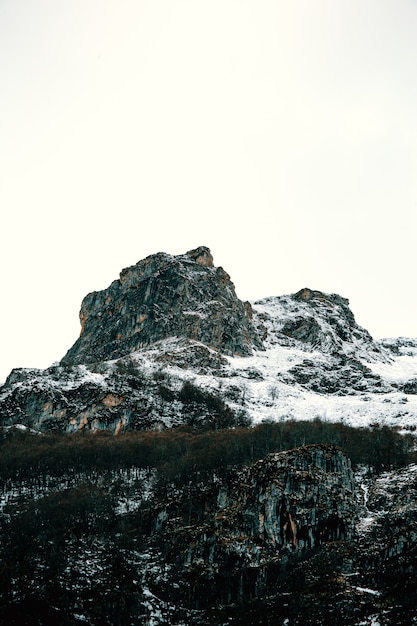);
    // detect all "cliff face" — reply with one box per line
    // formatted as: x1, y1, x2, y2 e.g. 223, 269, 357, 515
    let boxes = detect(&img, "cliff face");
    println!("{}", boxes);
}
61, 246, 261, 366
0, 440, 363, 624
1, 430, 416, 625
152, 445, 357, 610
233, 445, 356, 550
0, 356, 247, 433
